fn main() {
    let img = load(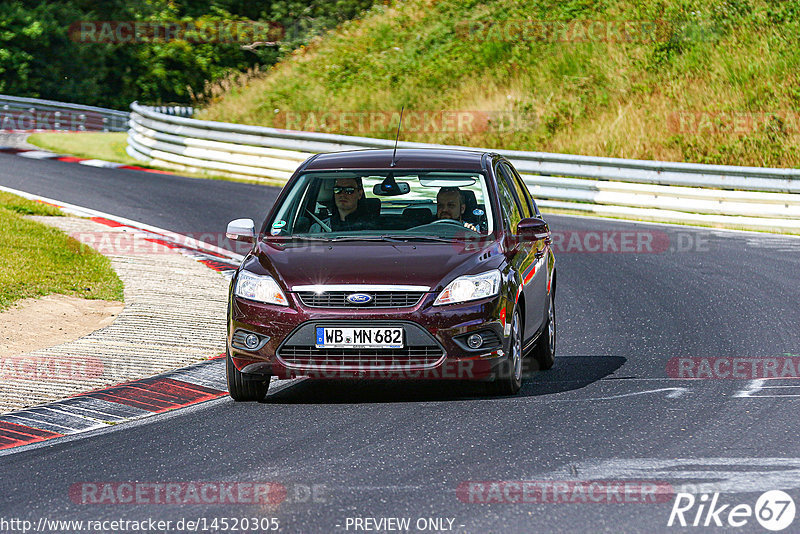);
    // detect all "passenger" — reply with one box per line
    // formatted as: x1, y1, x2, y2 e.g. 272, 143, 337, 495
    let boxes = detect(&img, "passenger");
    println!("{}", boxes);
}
436, 187, 478, 231
310, 177, 372, 232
